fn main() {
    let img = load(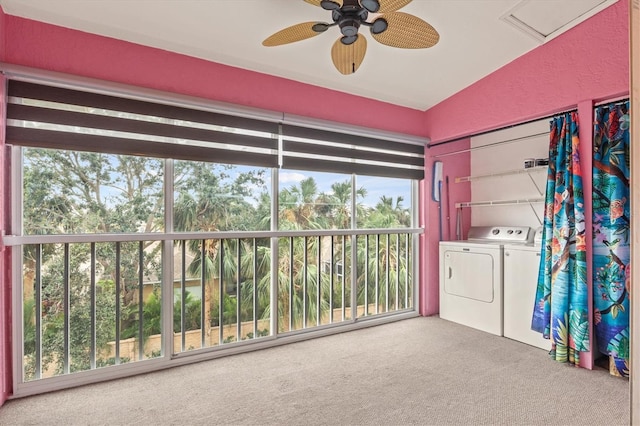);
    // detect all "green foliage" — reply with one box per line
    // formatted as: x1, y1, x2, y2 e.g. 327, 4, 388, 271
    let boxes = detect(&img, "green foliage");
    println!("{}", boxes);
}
174, 291, 203, 333
96, 356, 131, 368
122, 291, 162, 340
244, 329, 269, 340
174, 160, 269, 232
209, 293, 242, 327
22, 149, 413, 378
